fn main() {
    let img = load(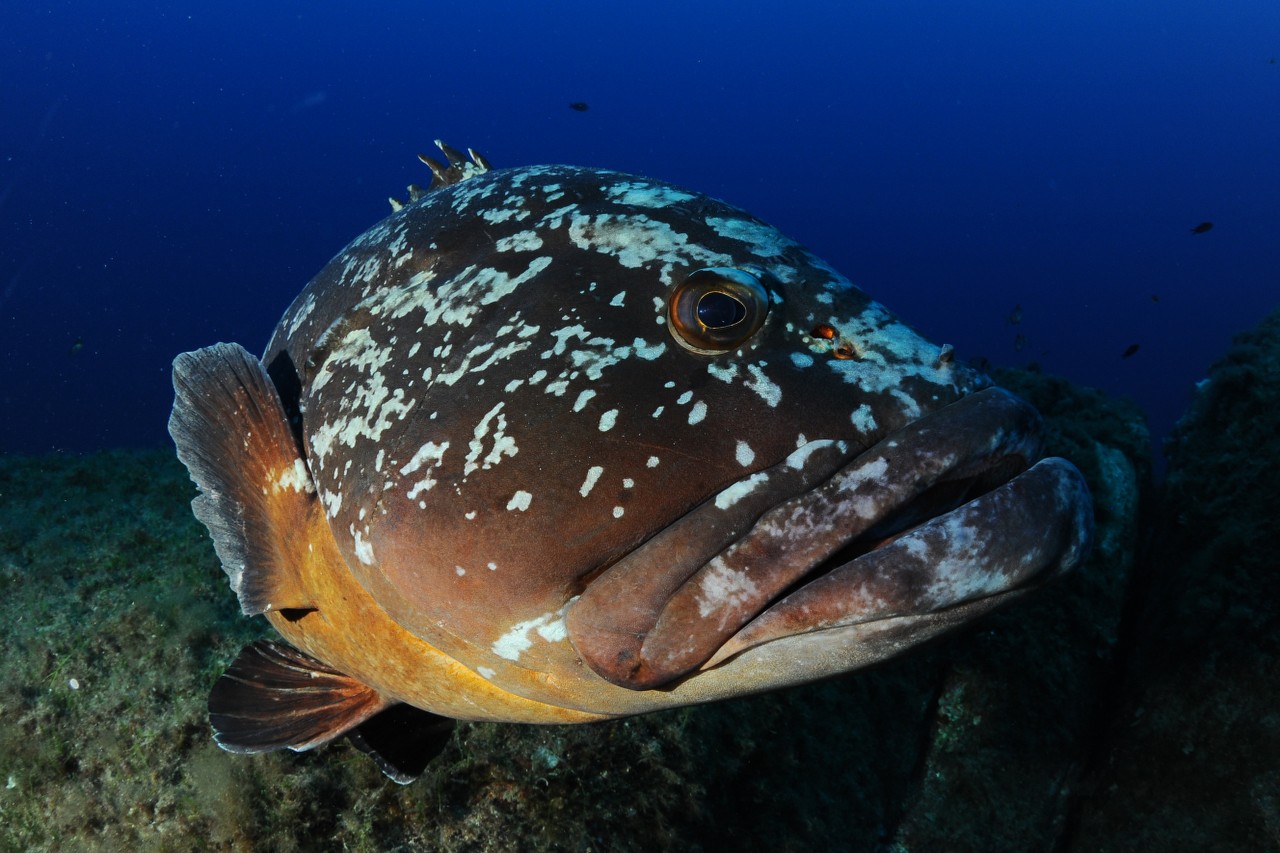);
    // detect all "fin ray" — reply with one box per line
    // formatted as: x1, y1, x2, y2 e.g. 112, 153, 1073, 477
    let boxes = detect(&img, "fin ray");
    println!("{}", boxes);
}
209, 640, 390, 753
169, 342, 315, 614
